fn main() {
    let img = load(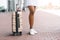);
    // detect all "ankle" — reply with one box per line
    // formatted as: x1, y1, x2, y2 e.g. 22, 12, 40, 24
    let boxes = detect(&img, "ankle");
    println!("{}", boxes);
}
30, 27, 33, 29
